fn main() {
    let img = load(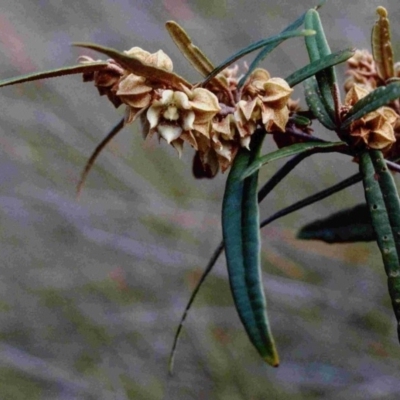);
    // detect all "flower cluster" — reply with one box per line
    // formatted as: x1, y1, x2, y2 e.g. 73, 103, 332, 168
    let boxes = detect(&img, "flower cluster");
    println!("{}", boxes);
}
343, 51, 400, 153
80, 47, 293, 177
342, 84, 397, 151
